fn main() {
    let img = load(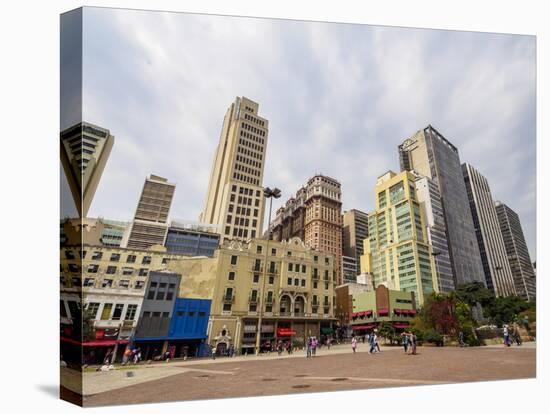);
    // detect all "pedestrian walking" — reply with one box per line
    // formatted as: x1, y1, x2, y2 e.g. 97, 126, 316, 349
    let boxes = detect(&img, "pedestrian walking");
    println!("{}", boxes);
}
211, 345, 216, 360
411, 332, 418, 355
368, 333, 375, 354
312, 337, 317, 356
351, 336, 357, 353
402, 332, 409, 354
458, 331, 465, 347
374, 332, 381, 353
503, 324, 510, 347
